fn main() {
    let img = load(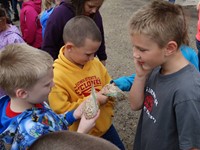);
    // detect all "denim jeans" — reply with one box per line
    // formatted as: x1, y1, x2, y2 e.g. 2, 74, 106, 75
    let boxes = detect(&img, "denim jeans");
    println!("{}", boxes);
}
168, 0, 175, 3
196, 39, 200, 70
12, 0, 22, 16
101, 124, 125, 150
